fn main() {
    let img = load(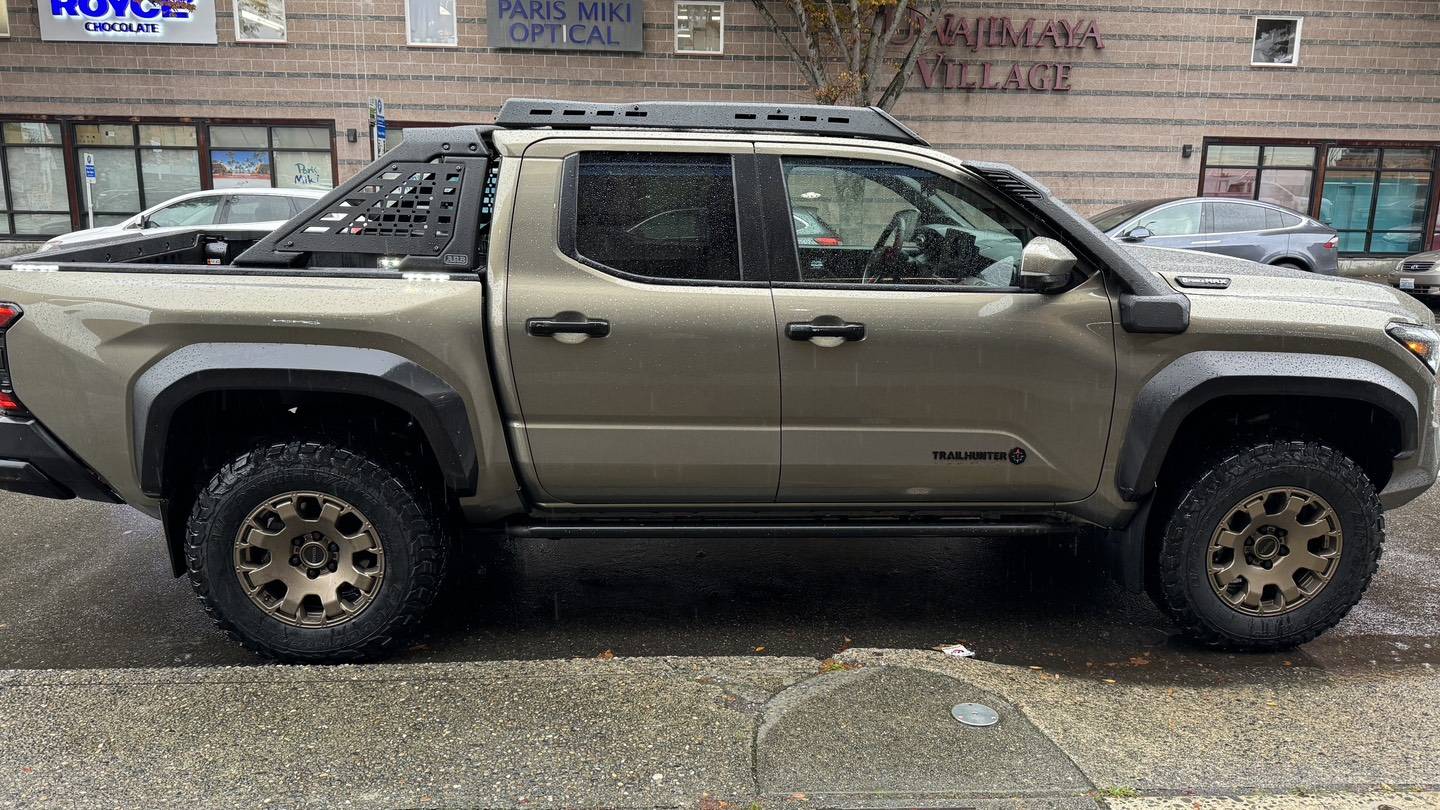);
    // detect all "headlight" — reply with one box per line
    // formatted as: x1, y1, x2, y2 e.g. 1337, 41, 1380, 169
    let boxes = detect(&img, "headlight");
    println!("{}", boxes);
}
1388, 323, 1440, 374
